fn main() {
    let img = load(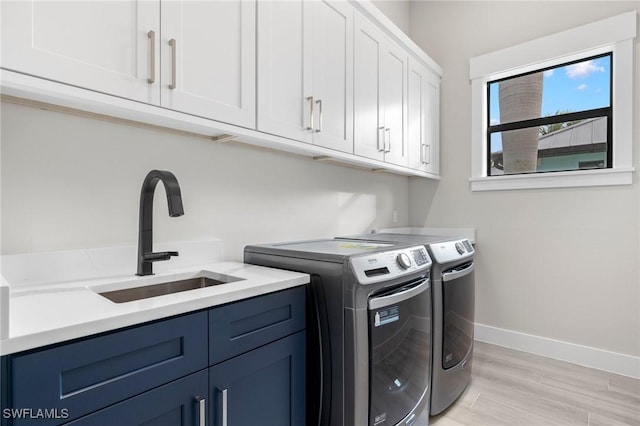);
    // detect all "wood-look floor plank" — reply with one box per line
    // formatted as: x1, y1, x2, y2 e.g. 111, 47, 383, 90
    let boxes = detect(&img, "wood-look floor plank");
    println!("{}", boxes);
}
610, 374, 640, 398
589, 412, 640, 426
540, 371, 639, 411
421, 342, 640, 426
437, 397, 516, 426
469, 375, 589, 425
471, 392, 570, 426
539, 375, 640, 425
